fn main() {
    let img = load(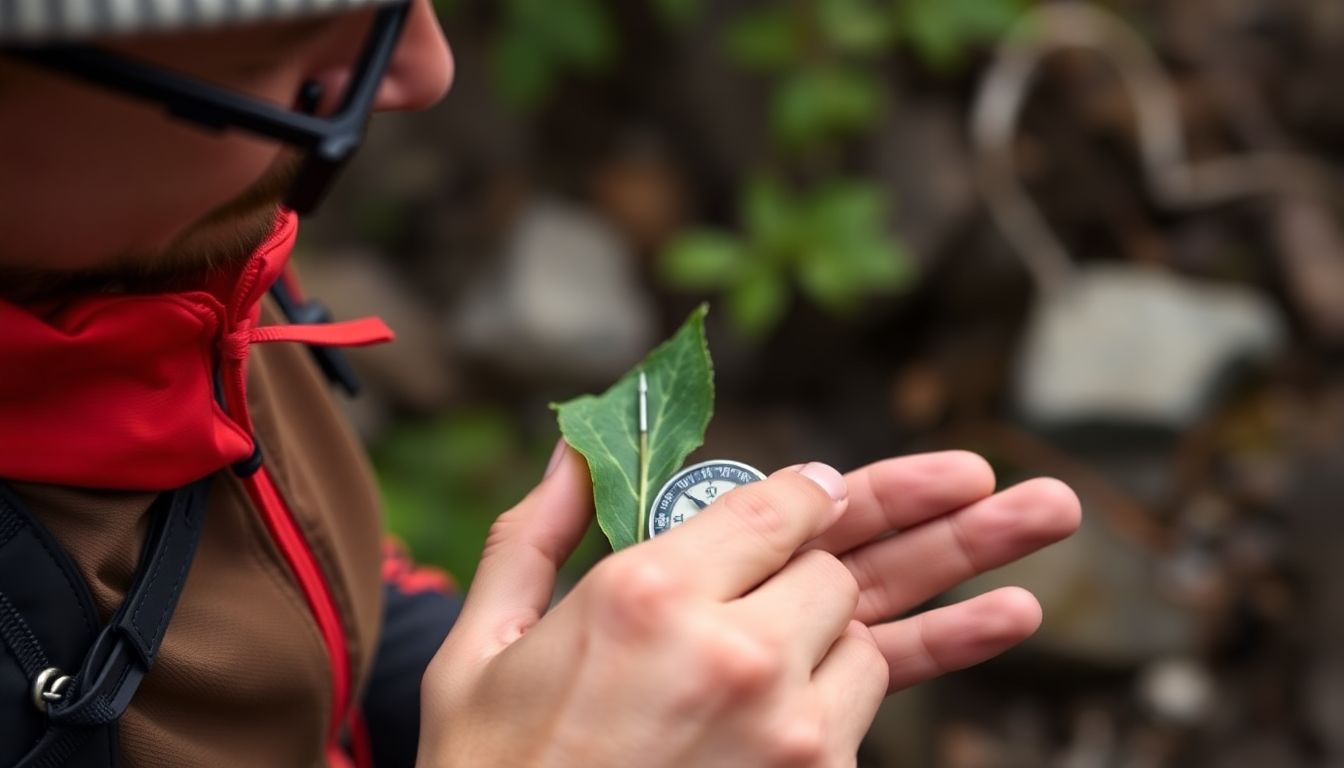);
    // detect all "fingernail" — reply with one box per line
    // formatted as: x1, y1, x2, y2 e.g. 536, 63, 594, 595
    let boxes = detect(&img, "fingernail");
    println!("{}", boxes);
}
797, 462, 847, 501
543, 439, 567, 480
